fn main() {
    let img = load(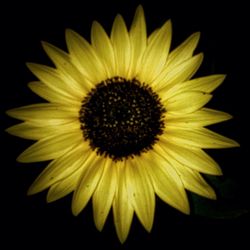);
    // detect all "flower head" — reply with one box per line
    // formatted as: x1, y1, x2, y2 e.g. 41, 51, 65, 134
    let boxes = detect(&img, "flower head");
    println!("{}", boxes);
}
6, 5, 239, 243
